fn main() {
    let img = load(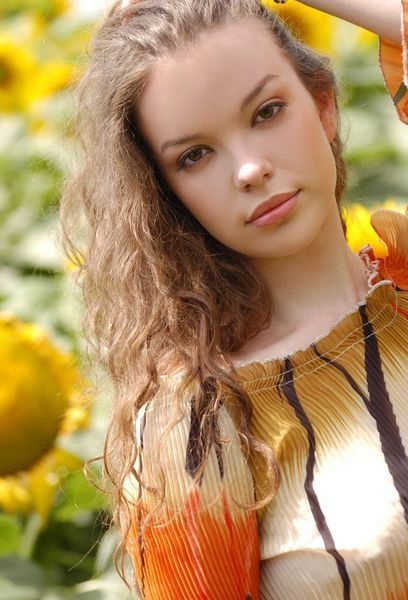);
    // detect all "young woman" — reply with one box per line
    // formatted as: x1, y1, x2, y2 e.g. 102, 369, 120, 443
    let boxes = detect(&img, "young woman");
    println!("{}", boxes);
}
60, 0, 408, 598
